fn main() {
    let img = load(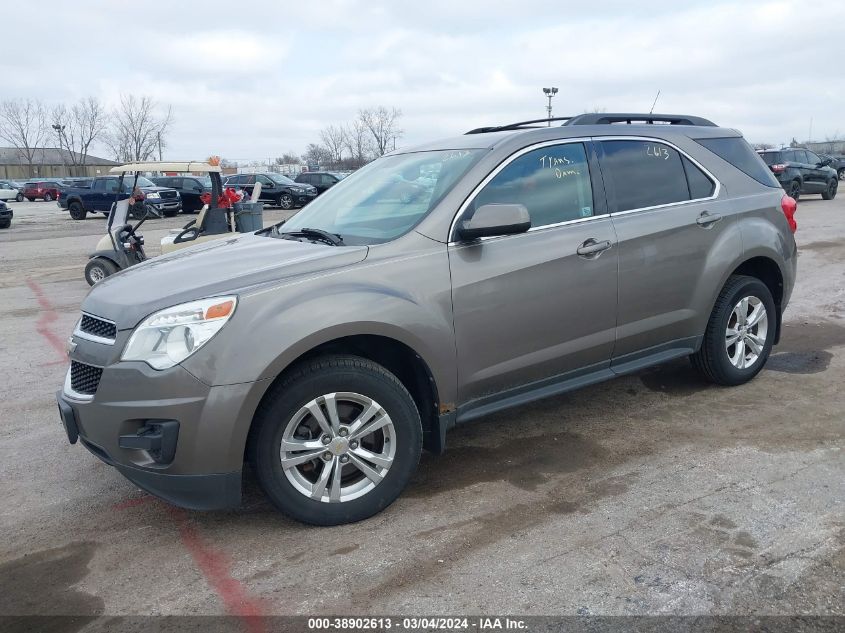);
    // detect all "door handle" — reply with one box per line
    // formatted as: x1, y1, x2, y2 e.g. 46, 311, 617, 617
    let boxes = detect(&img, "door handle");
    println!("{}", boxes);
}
576, 239, 613, 257
696, 211, 722, 227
